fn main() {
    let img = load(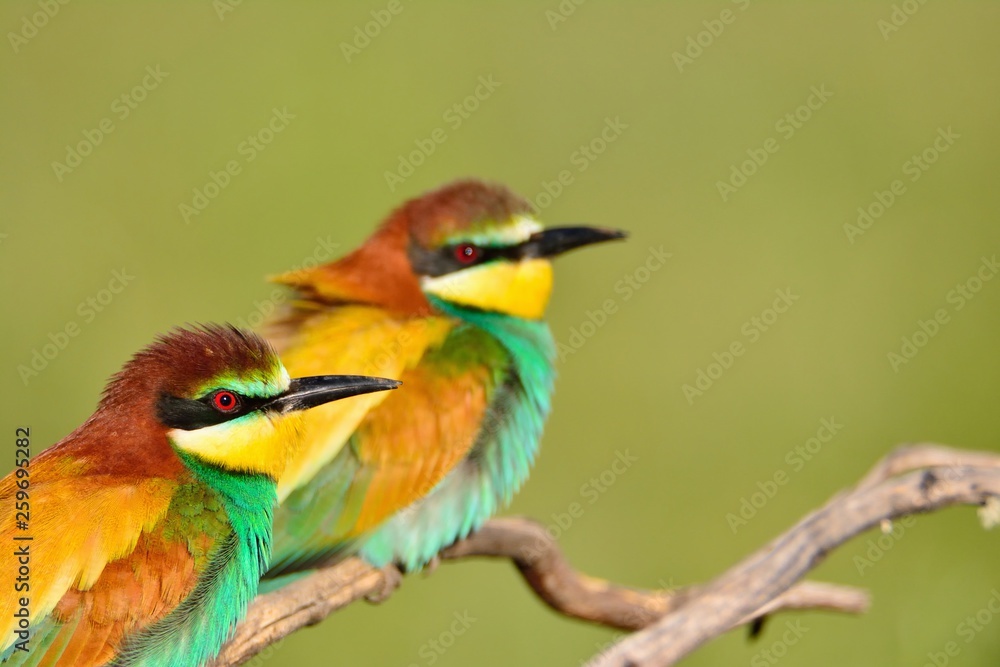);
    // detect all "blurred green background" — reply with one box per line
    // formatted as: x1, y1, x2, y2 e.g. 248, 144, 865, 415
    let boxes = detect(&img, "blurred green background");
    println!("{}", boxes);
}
3, 2, 1000, 665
